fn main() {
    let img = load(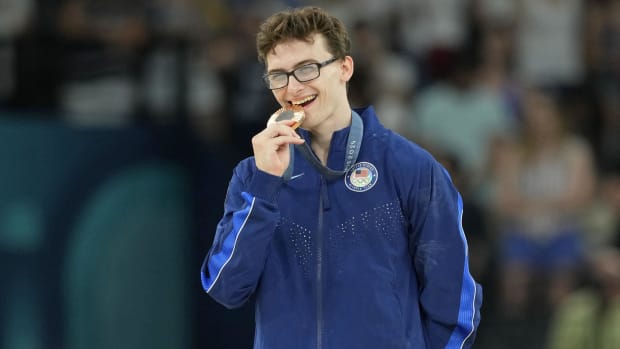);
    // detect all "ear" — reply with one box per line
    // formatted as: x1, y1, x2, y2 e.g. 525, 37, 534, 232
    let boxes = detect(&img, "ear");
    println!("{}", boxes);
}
340, 55, 354, 82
